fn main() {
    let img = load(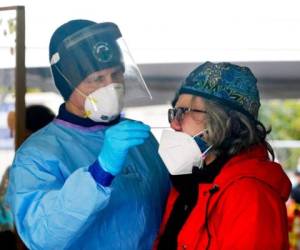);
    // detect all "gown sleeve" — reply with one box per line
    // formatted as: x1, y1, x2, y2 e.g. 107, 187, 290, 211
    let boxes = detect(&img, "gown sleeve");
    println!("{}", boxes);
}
6, 148, 112, 250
